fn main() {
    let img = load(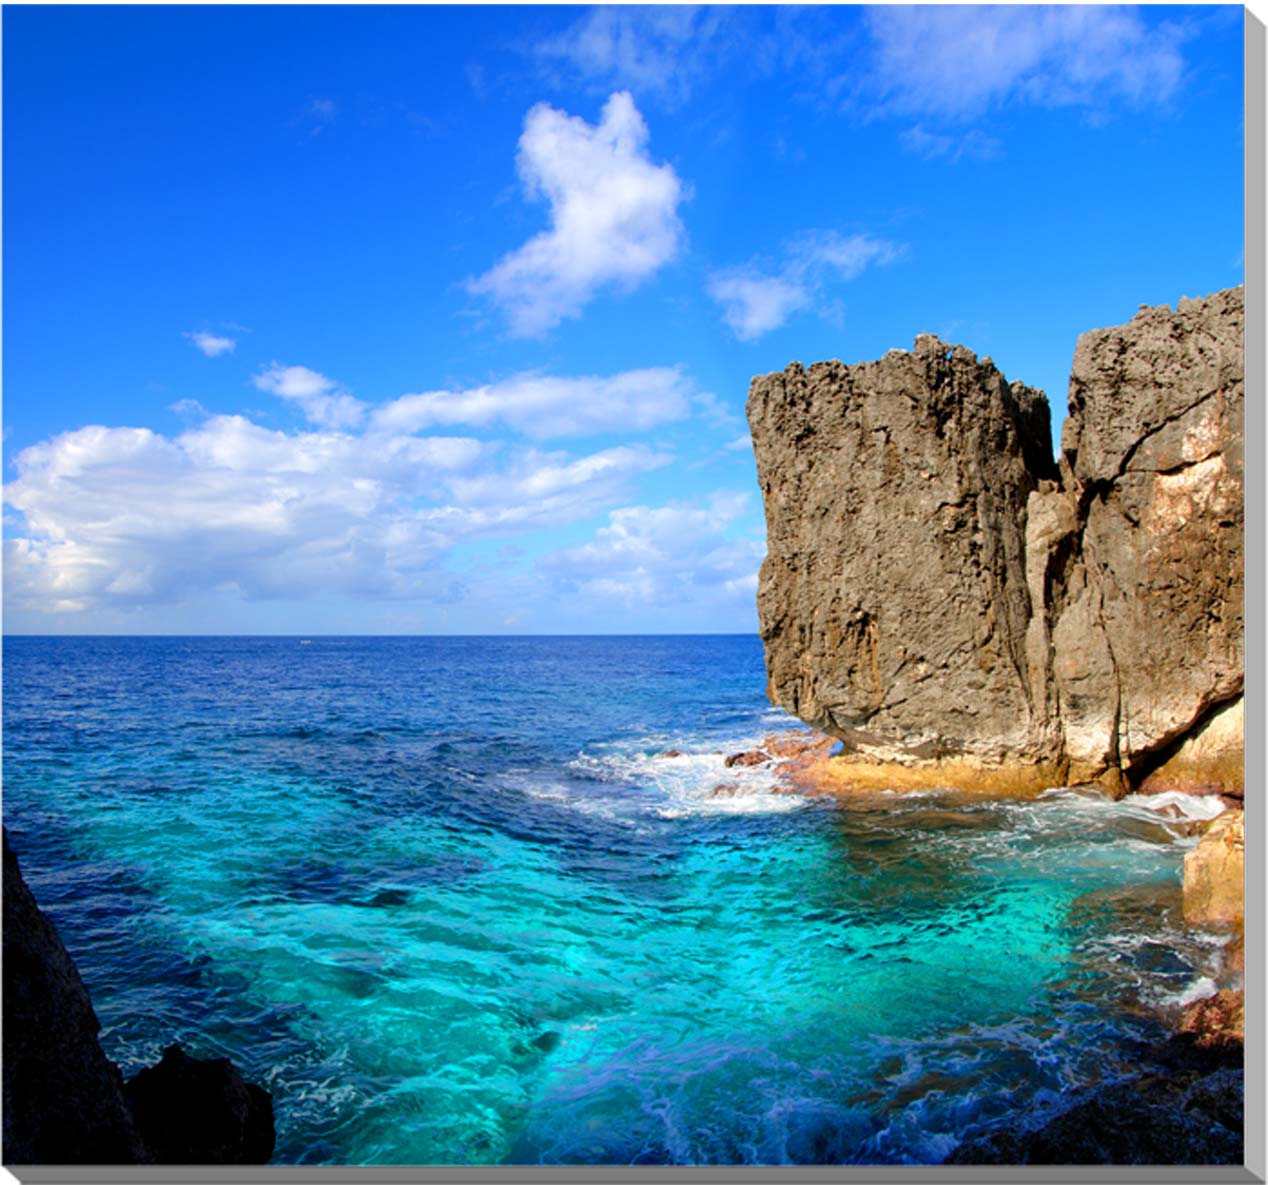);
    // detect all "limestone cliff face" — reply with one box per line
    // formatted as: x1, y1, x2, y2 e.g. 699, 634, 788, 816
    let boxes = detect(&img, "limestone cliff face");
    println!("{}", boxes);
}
748, 287, 1243, 794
